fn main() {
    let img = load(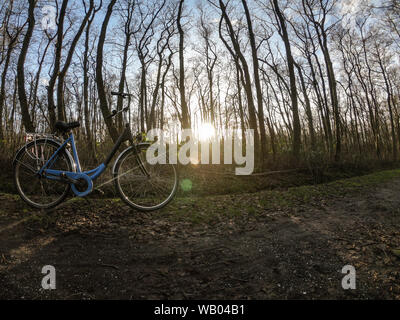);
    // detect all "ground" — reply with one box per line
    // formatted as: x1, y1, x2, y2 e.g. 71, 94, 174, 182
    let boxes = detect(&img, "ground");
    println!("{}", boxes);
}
1, 169, 400, 299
